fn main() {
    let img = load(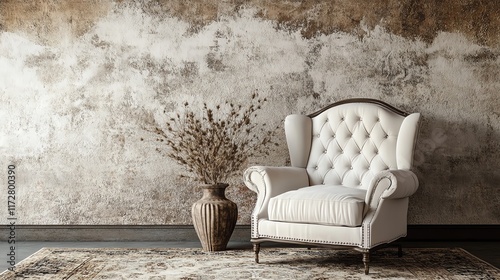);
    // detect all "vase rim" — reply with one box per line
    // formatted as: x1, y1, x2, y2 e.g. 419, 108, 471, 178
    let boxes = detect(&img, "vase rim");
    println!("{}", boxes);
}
200, 183, 229, 189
